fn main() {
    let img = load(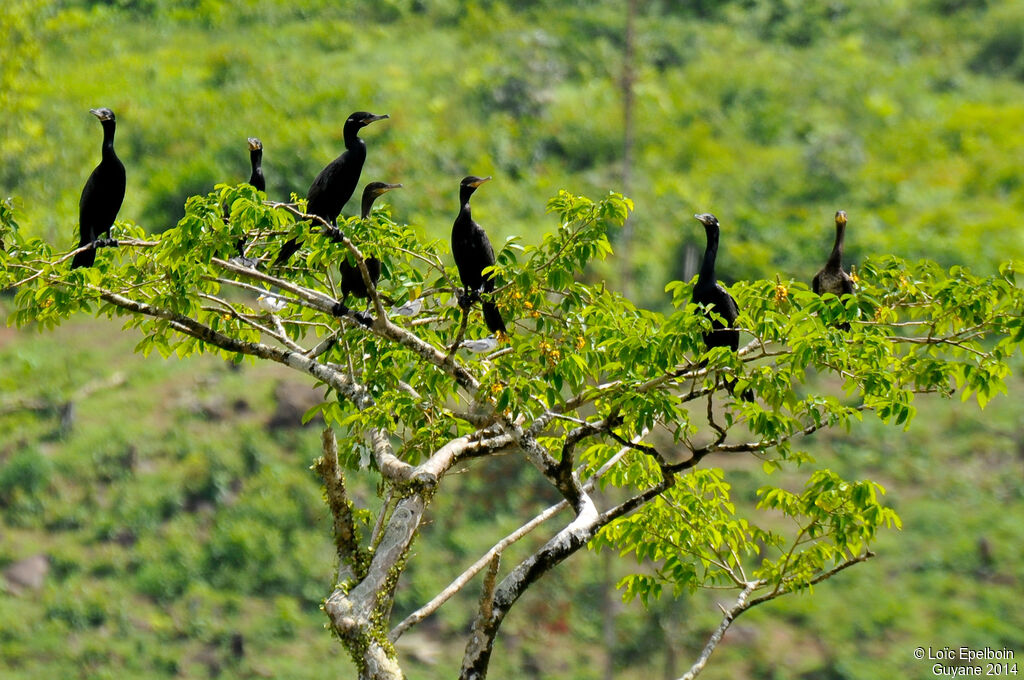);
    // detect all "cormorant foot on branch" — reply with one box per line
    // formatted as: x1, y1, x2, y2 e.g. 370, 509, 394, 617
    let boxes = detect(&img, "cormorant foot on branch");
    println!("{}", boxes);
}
72, 108, 126, 269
